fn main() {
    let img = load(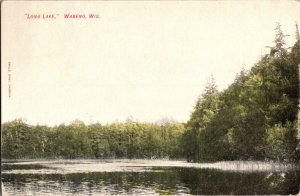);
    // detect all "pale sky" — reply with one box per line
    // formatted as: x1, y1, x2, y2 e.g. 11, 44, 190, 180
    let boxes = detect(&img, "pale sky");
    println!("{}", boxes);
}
2, 1, 300, 125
